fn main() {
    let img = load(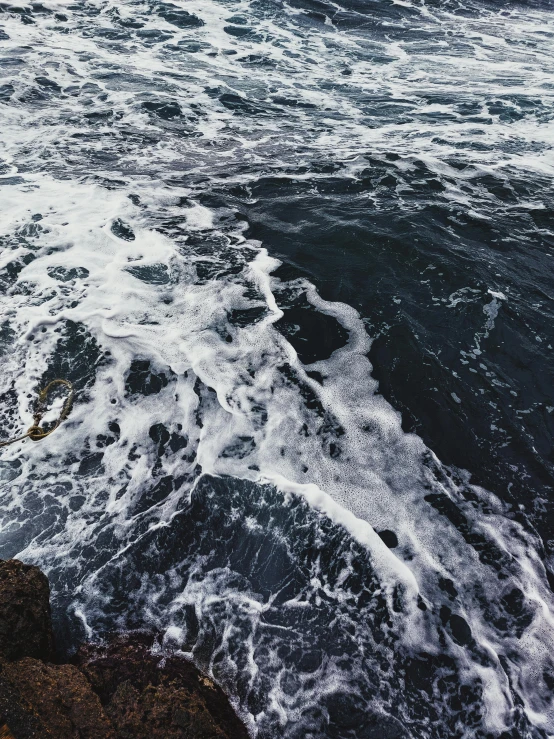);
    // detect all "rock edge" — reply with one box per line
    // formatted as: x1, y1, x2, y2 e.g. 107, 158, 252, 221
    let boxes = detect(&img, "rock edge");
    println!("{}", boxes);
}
0, 559, 250, 739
